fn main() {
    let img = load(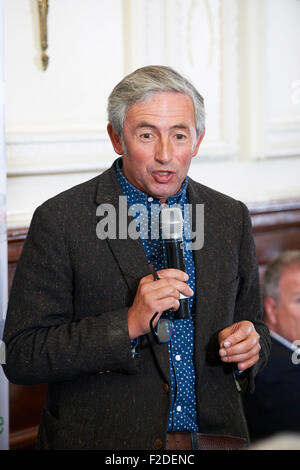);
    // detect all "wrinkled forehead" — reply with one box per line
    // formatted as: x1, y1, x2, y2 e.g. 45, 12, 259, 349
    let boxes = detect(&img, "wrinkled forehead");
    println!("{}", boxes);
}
124, 91, 196, 128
